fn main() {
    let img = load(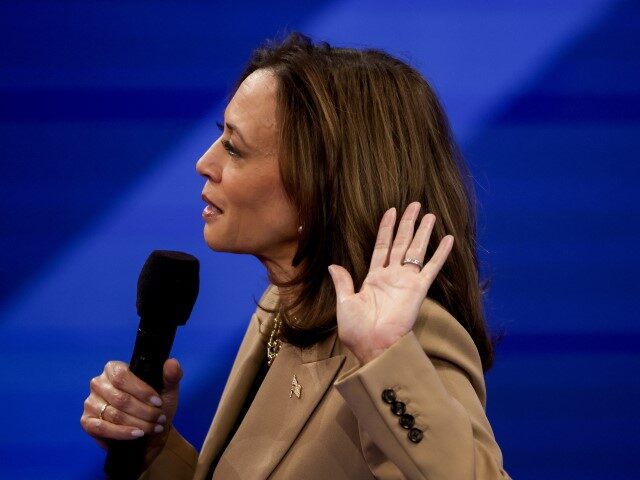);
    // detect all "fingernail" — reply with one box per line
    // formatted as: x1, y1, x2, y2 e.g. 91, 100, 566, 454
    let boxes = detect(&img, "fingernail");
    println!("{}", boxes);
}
131, 429, 144, 438
149, 396, 163, 407
157, 414, 167, 424
154, 424, 165, 433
